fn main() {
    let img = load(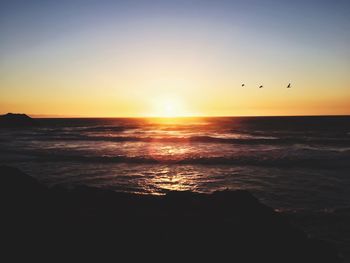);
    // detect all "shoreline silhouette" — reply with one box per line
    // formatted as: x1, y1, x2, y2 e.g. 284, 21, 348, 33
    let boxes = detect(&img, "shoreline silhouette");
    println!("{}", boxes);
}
1, 166, 341, 262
